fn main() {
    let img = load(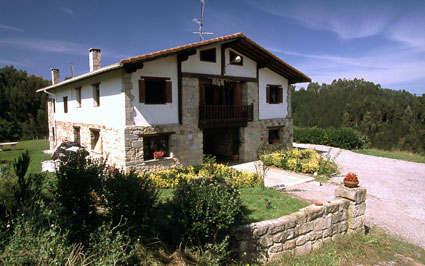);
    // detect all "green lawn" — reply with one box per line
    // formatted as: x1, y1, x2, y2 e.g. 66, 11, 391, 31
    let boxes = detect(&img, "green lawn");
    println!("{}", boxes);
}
355, 148, 425, 164
266, 228, 425, 266
158, 187, 306, 225
0, 139, 51, 174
